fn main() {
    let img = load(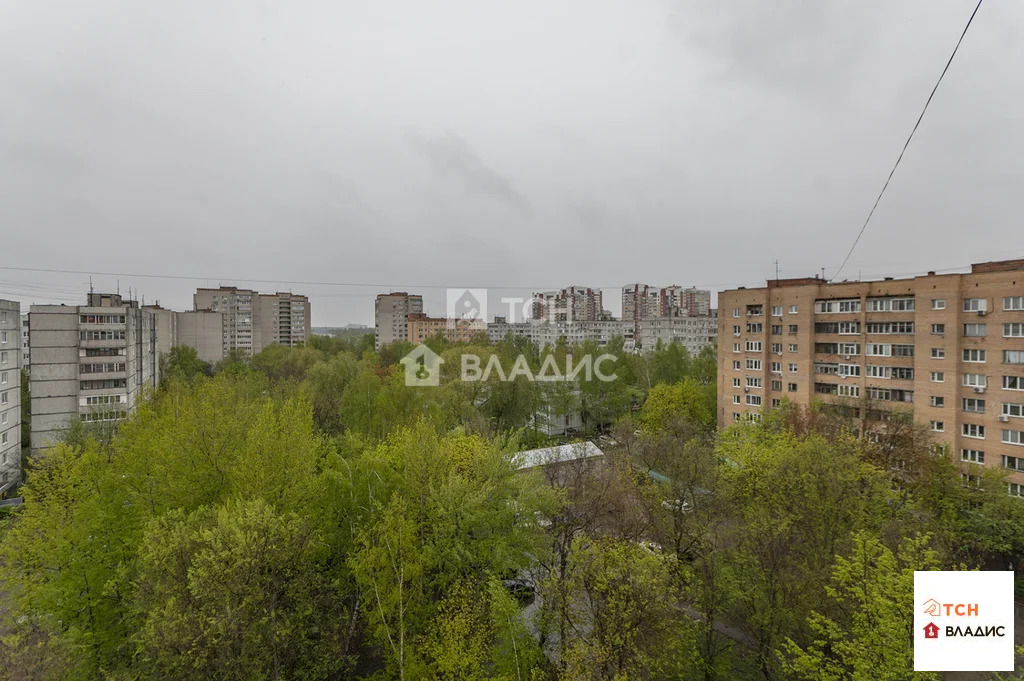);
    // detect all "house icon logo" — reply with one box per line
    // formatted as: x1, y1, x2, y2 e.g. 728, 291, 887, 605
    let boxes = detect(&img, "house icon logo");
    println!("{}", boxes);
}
400, 344, 444, 387
923, 622, 940, 639
922, 598, 942, 617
